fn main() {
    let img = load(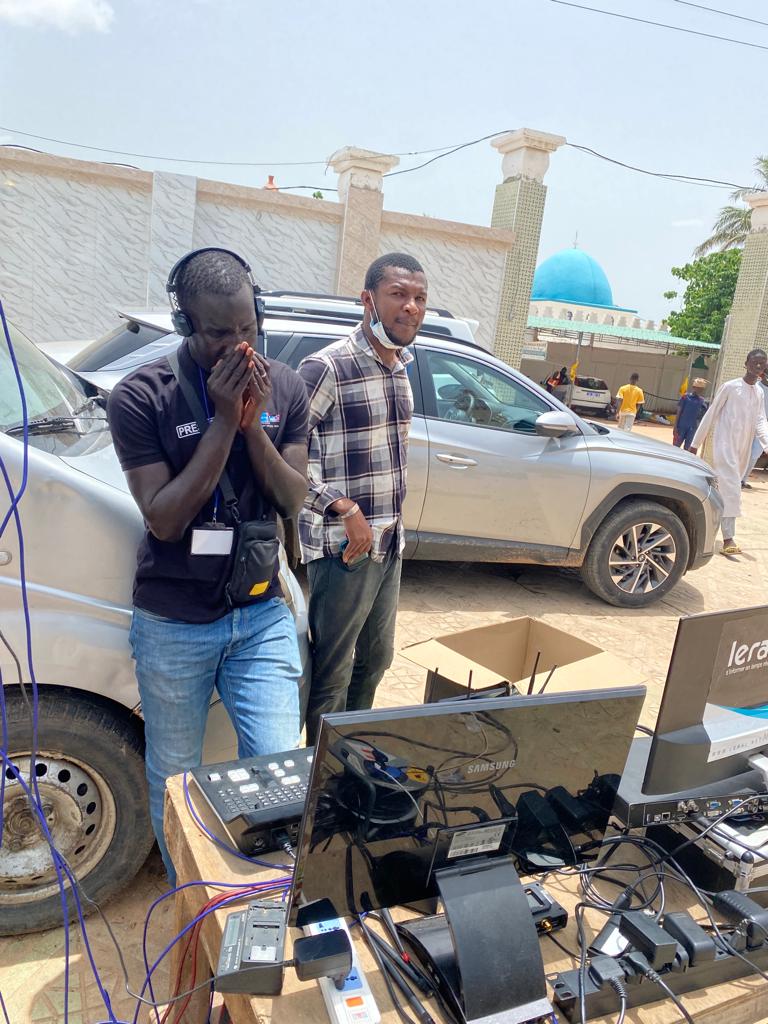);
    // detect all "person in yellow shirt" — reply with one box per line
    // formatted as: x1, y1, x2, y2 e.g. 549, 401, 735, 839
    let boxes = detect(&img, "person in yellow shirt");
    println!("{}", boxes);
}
616, 373, 644, 431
